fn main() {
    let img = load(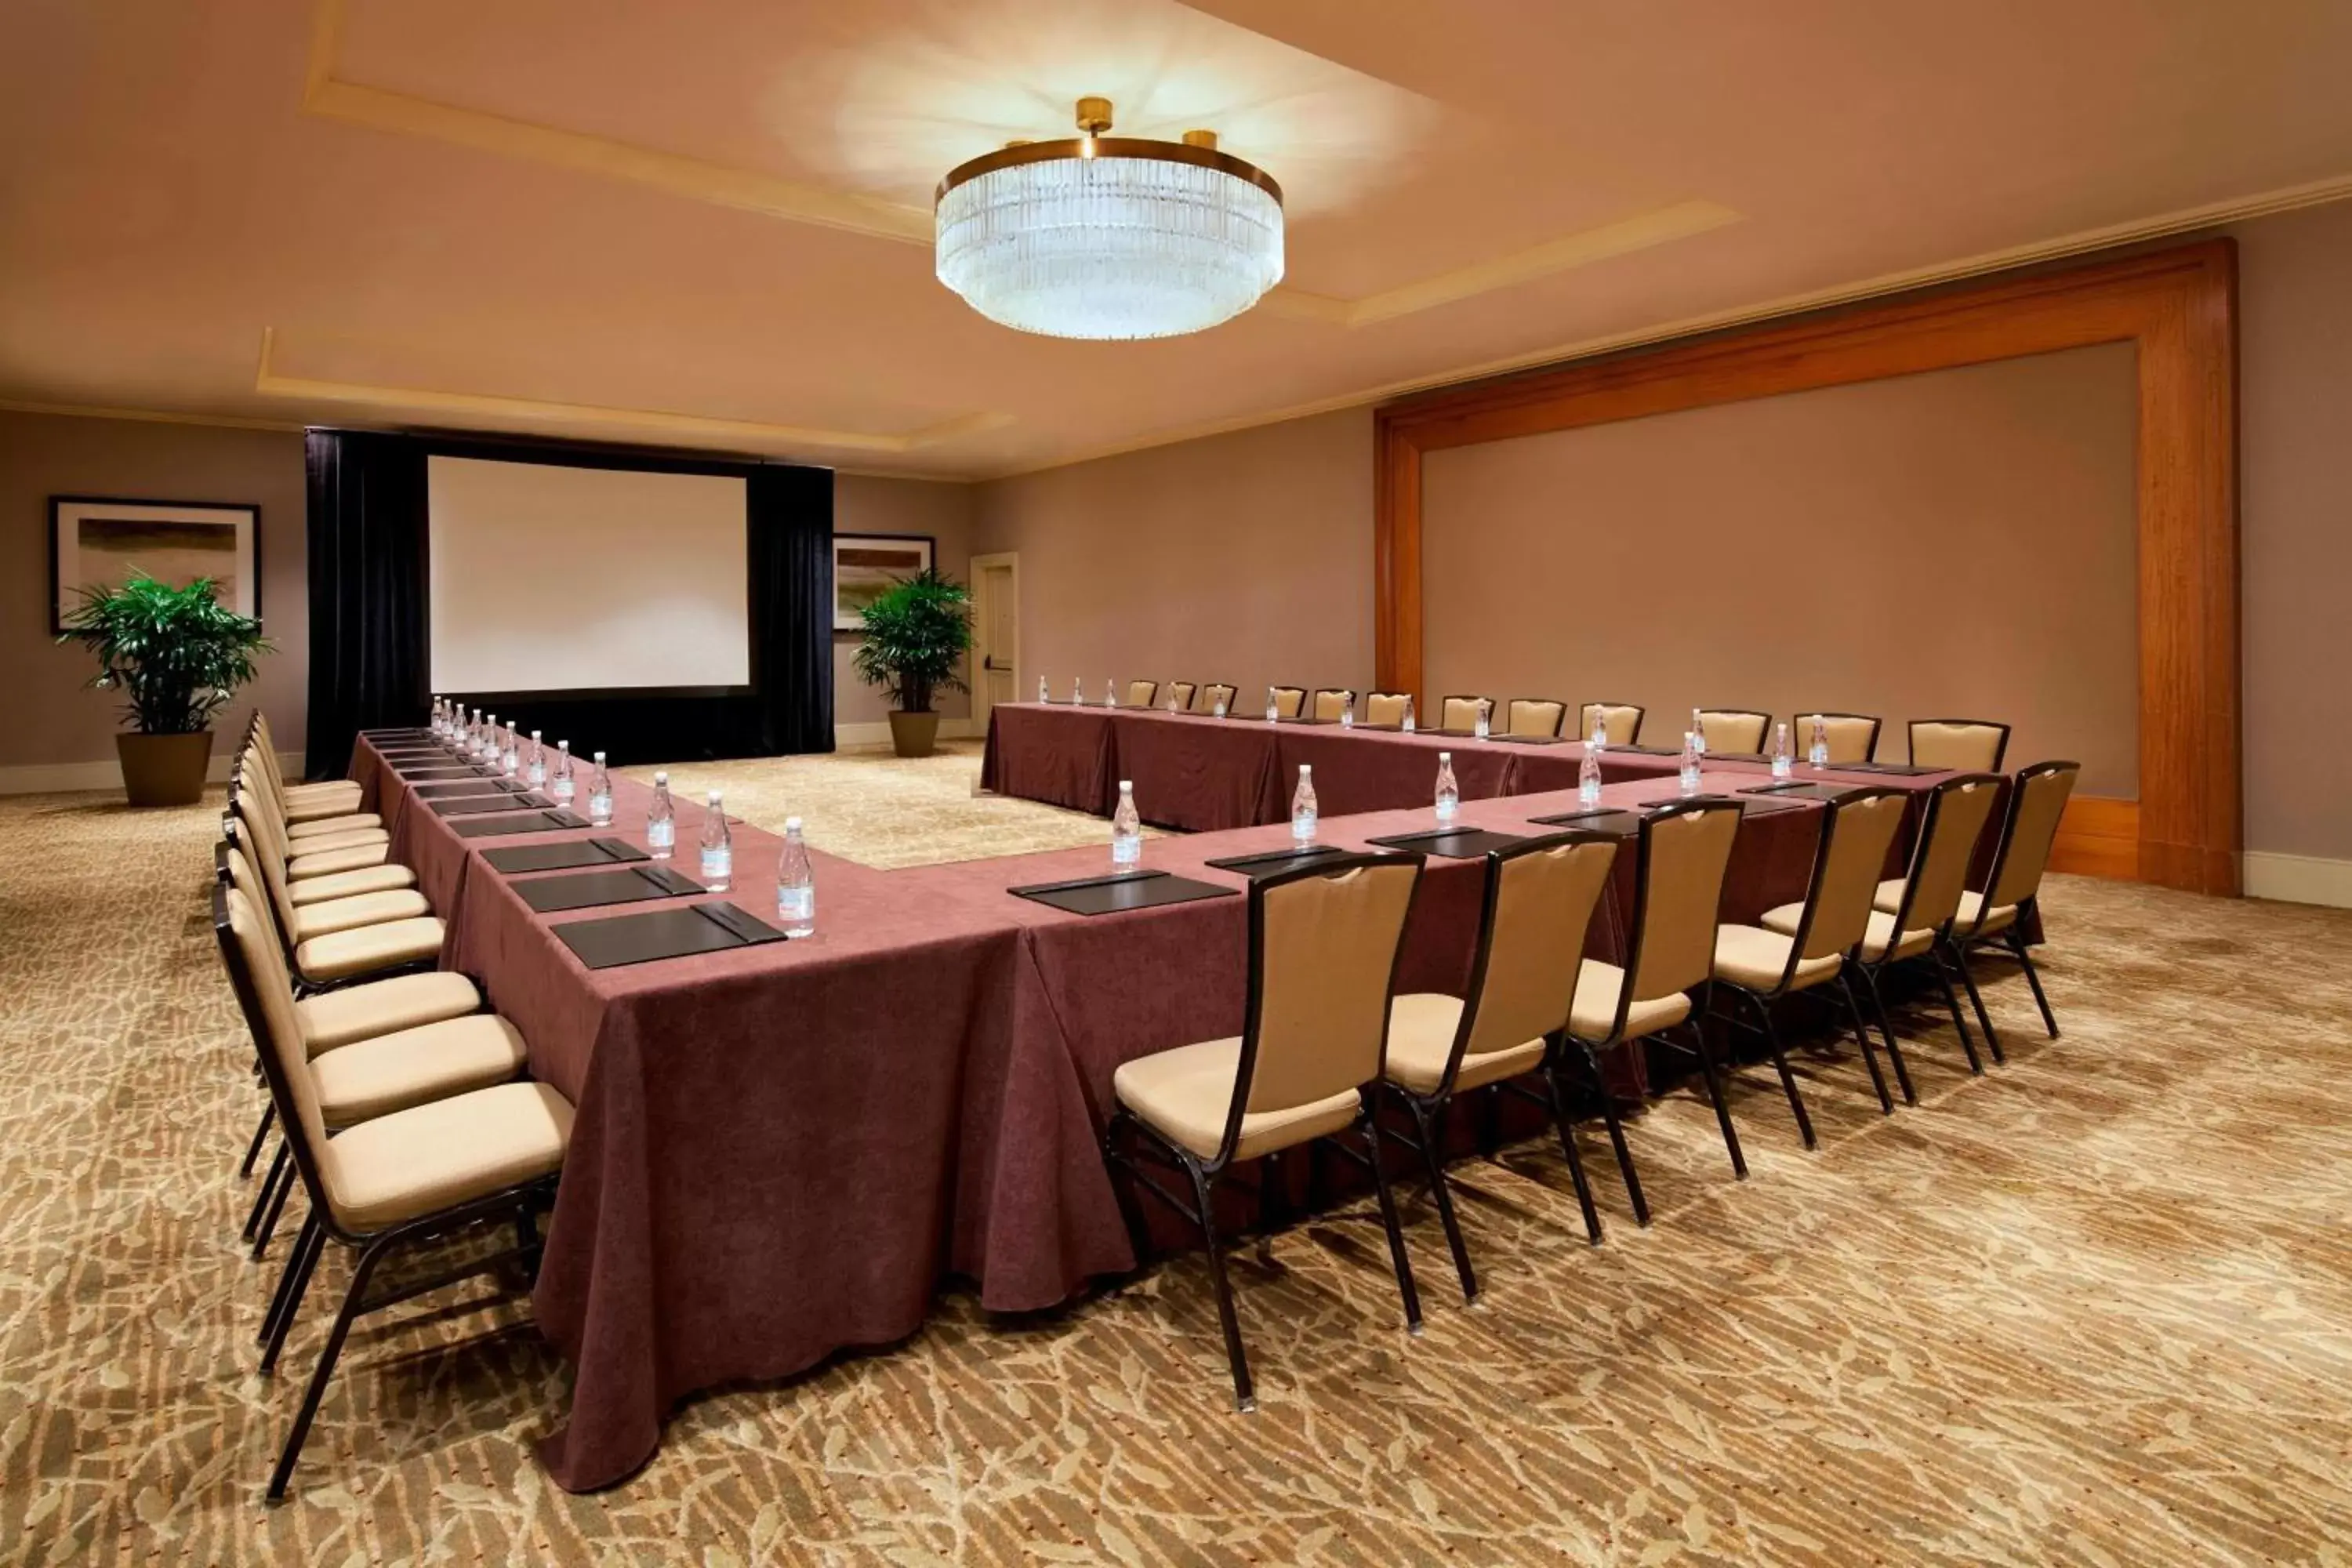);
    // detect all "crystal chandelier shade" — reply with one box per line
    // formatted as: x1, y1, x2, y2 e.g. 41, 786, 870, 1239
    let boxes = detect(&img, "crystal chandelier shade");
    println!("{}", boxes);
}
935, 101, 1285, 341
